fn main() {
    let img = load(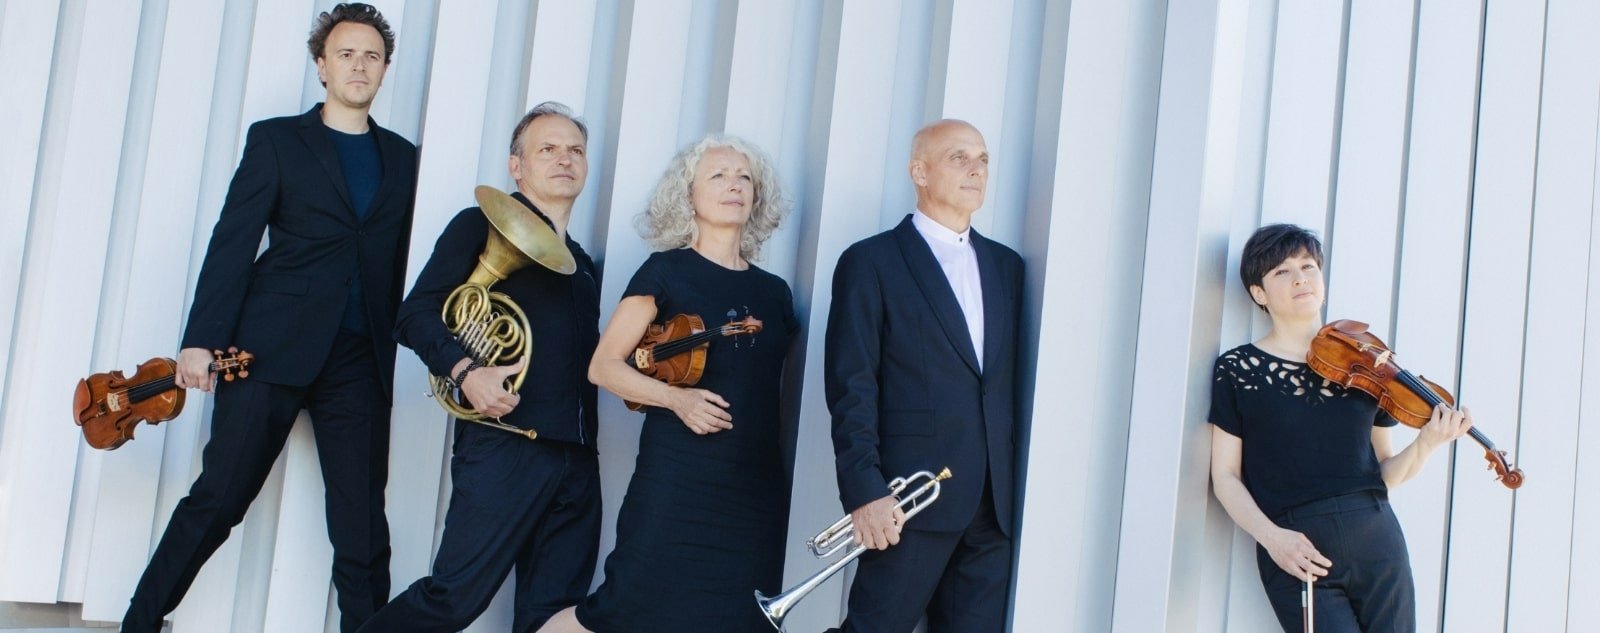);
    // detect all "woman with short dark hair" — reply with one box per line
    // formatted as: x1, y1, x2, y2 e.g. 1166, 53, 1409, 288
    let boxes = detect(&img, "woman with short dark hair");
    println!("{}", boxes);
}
1209, 223, 1472, 632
